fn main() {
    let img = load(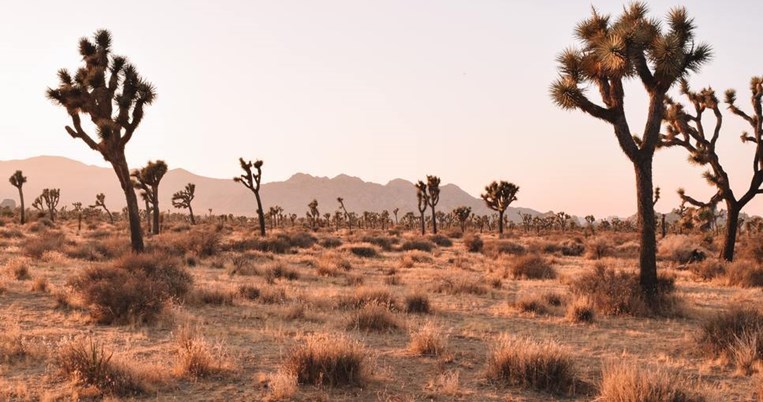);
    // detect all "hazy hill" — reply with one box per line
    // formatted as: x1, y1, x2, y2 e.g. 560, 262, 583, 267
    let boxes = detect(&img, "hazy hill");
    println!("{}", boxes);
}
0, 156, 543, 221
